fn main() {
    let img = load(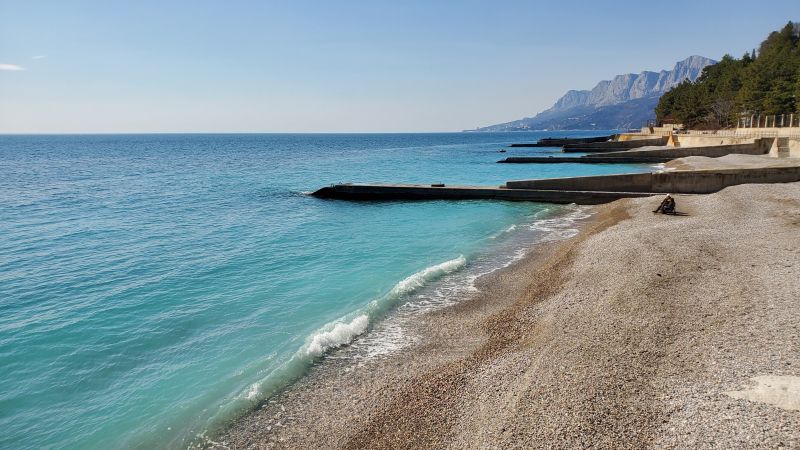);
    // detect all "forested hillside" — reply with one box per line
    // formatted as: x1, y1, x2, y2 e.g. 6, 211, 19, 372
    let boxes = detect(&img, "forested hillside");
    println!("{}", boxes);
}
656, 22, 800, 128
